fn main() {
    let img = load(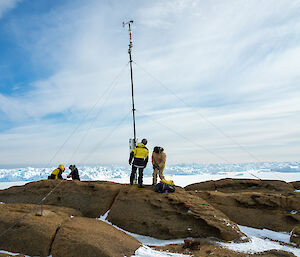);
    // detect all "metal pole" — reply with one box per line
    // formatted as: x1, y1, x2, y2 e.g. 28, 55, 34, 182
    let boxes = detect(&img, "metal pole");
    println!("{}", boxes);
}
124, 20, 137, 146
